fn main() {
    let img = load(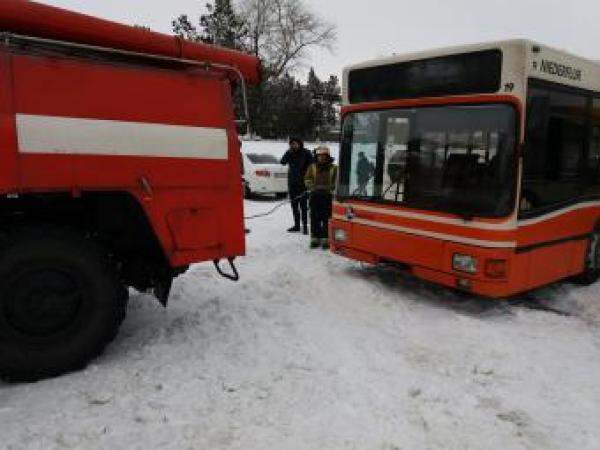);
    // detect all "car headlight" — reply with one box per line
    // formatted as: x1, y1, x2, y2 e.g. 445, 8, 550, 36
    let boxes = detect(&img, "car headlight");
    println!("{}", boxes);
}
334, 229, 348, 242
453, 254, 478, 274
